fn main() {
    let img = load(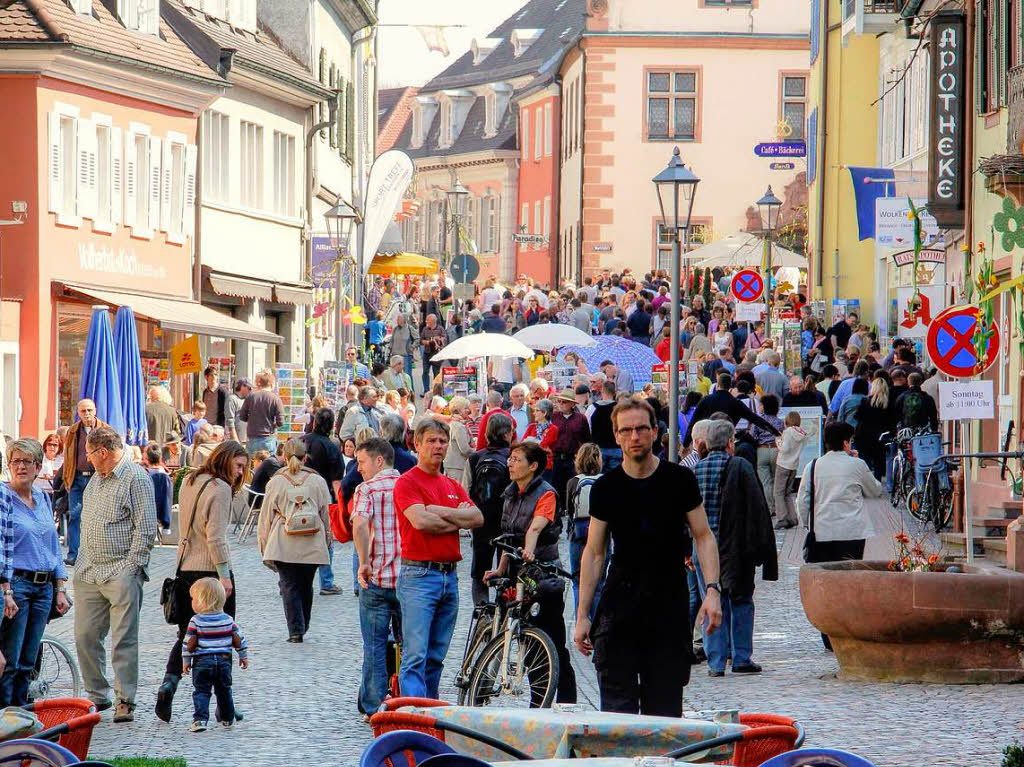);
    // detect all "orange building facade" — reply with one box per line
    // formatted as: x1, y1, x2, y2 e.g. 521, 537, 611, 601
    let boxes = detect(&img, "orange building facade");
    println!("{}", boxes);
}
514, 85, 560, 286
